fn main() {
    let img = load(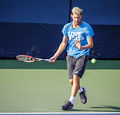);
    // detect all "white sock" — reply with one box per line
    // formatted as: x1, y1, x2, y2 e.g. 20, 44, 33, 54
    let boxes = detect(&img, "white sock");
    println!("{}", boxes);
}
69, 96, 75, 104
78, 87, 84, 93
